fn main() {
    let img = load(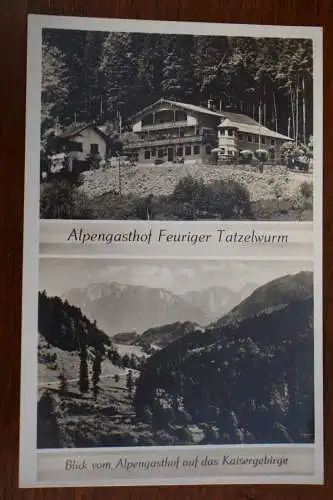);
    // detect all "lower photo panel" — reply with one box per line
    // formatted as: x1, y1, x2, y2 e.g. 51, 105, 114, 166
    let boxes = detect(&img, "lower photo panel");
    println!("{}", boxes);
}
35, 256, 316, 485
